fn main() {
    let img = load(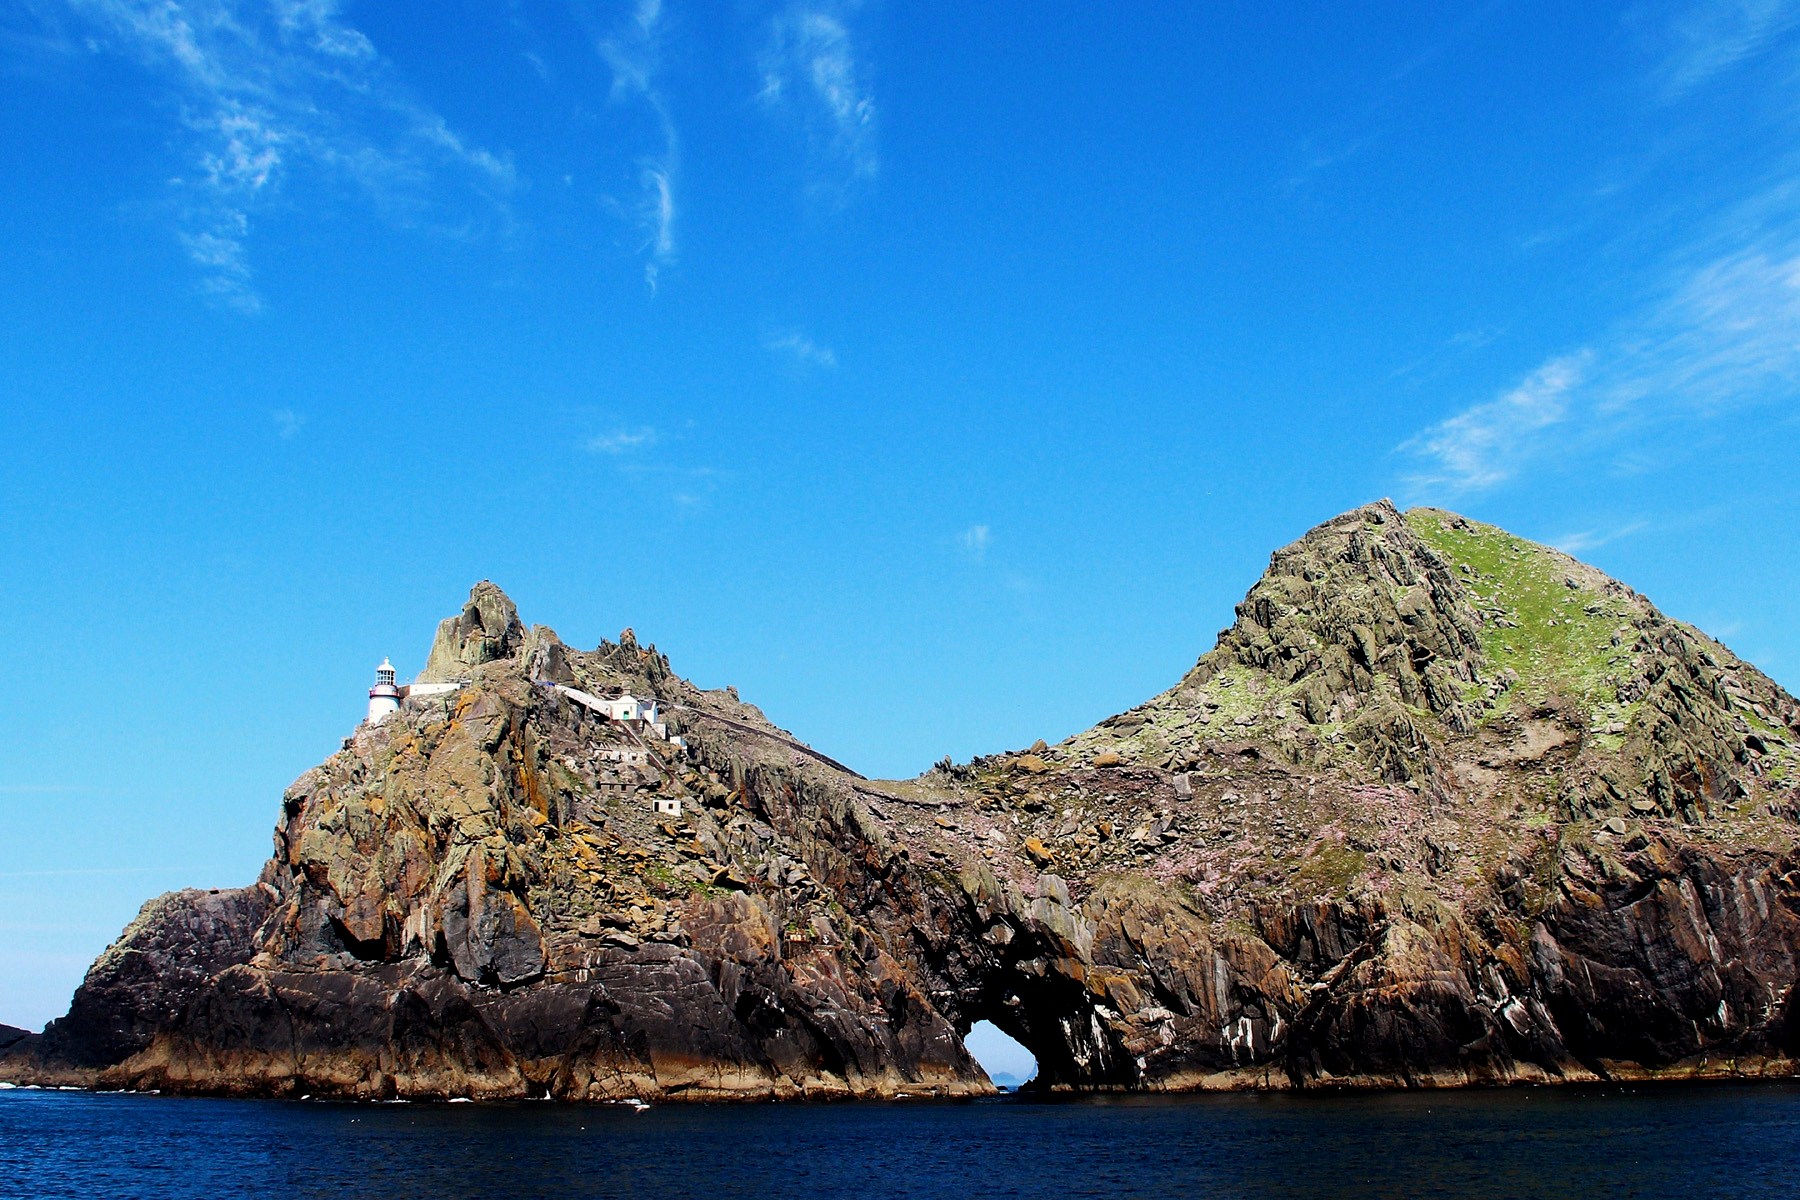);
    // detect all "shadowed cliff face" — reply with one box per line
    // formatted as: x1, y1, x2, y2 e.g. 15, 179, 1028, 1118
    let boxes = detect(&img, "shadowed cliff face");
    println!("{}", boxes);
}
8, 502, 1800, 1099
